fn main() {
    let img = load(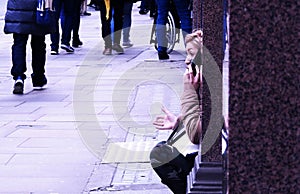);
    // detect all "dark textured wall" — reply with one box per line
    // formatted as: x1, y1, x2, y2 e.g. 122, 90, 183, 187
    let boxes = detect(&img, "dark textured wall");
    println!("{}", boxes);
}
229, 0, 299, 193
193, 0, 224, 162
192, 0, 202, 30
